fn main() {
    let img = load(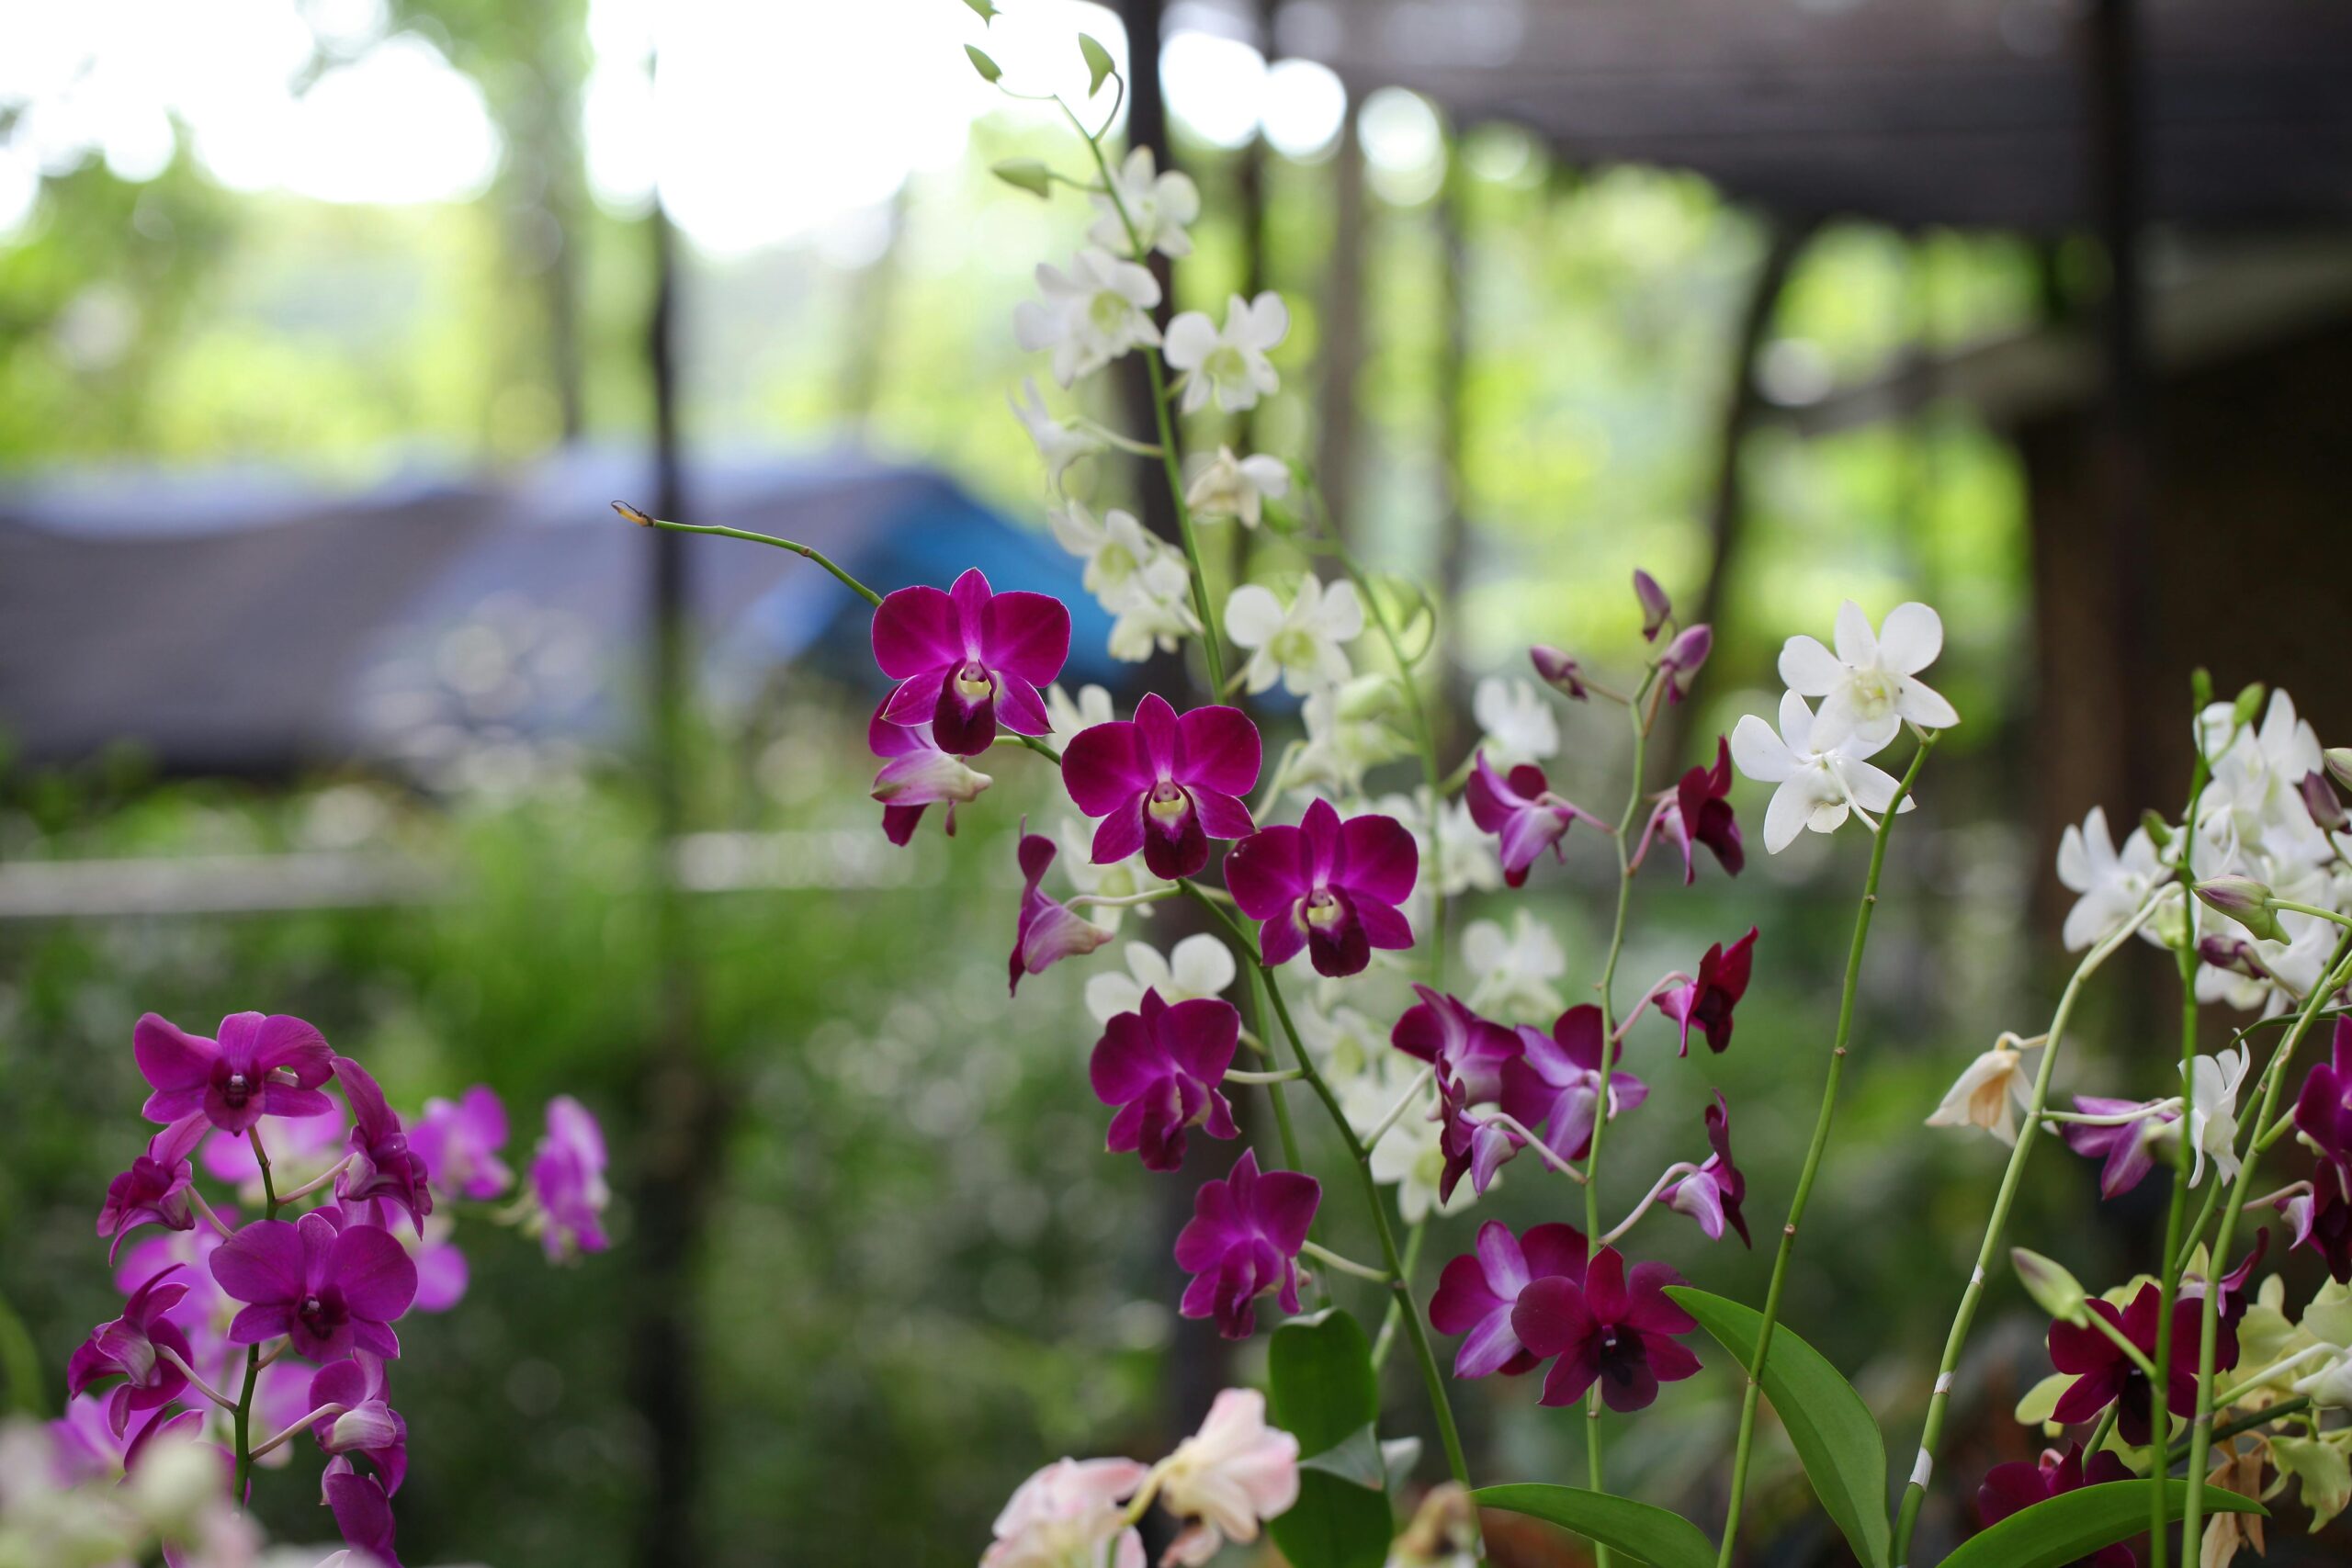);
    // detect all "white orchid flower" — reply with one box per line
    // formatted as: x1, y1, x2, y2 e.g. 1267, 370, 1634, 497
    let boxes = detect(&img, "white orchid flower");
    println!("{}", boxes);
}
1778, 600, 1959, 751
1084, 934, 1238, 1024
2056, 806, 2173, 952
1008, 378, 1103, 491
1184, 446, 1290, 528
1730, 691, 1917, 853
1088, 145, 1200, 260
1473, 676, 1560, 768
1225, 576, 1363, 696
1013, 247, 1162, 388
1164, 292, 1287, 414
